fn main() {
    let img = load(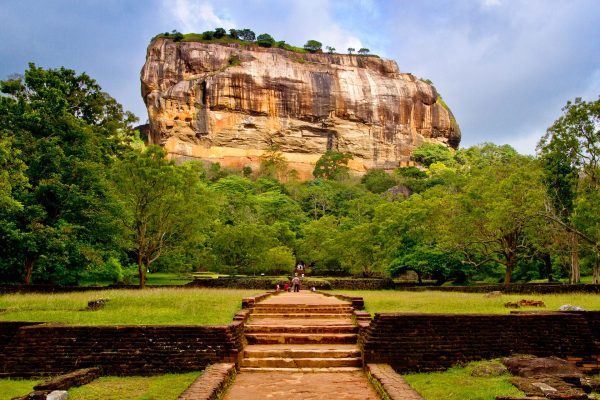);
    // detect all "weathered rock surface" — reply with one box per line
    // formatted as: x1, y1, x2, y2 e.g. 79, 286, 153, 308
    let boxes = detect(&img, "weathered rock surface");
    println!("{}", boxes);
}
141, 39, 460, 178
